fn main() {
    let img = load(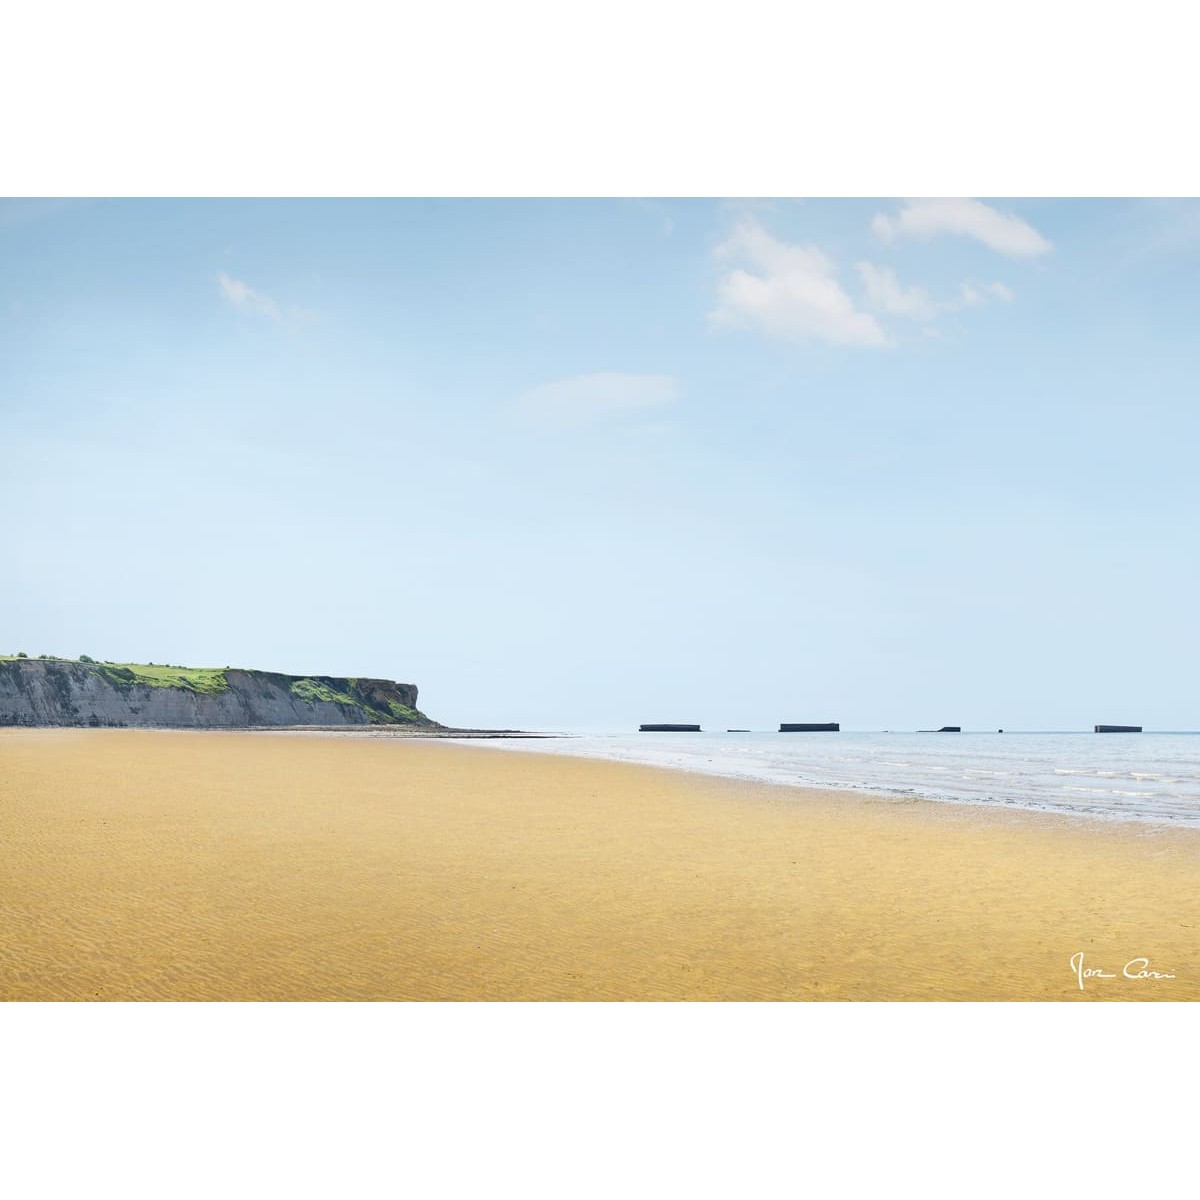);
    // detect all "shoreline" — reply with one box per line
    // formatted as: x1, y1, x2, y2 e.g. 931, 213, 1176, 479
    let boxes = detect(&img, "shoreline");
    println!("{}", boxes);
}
438, 731, 1200, 832
2, 728, 1197, 1000
7, 723, 1198, 829
443, 736, 1200, 843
